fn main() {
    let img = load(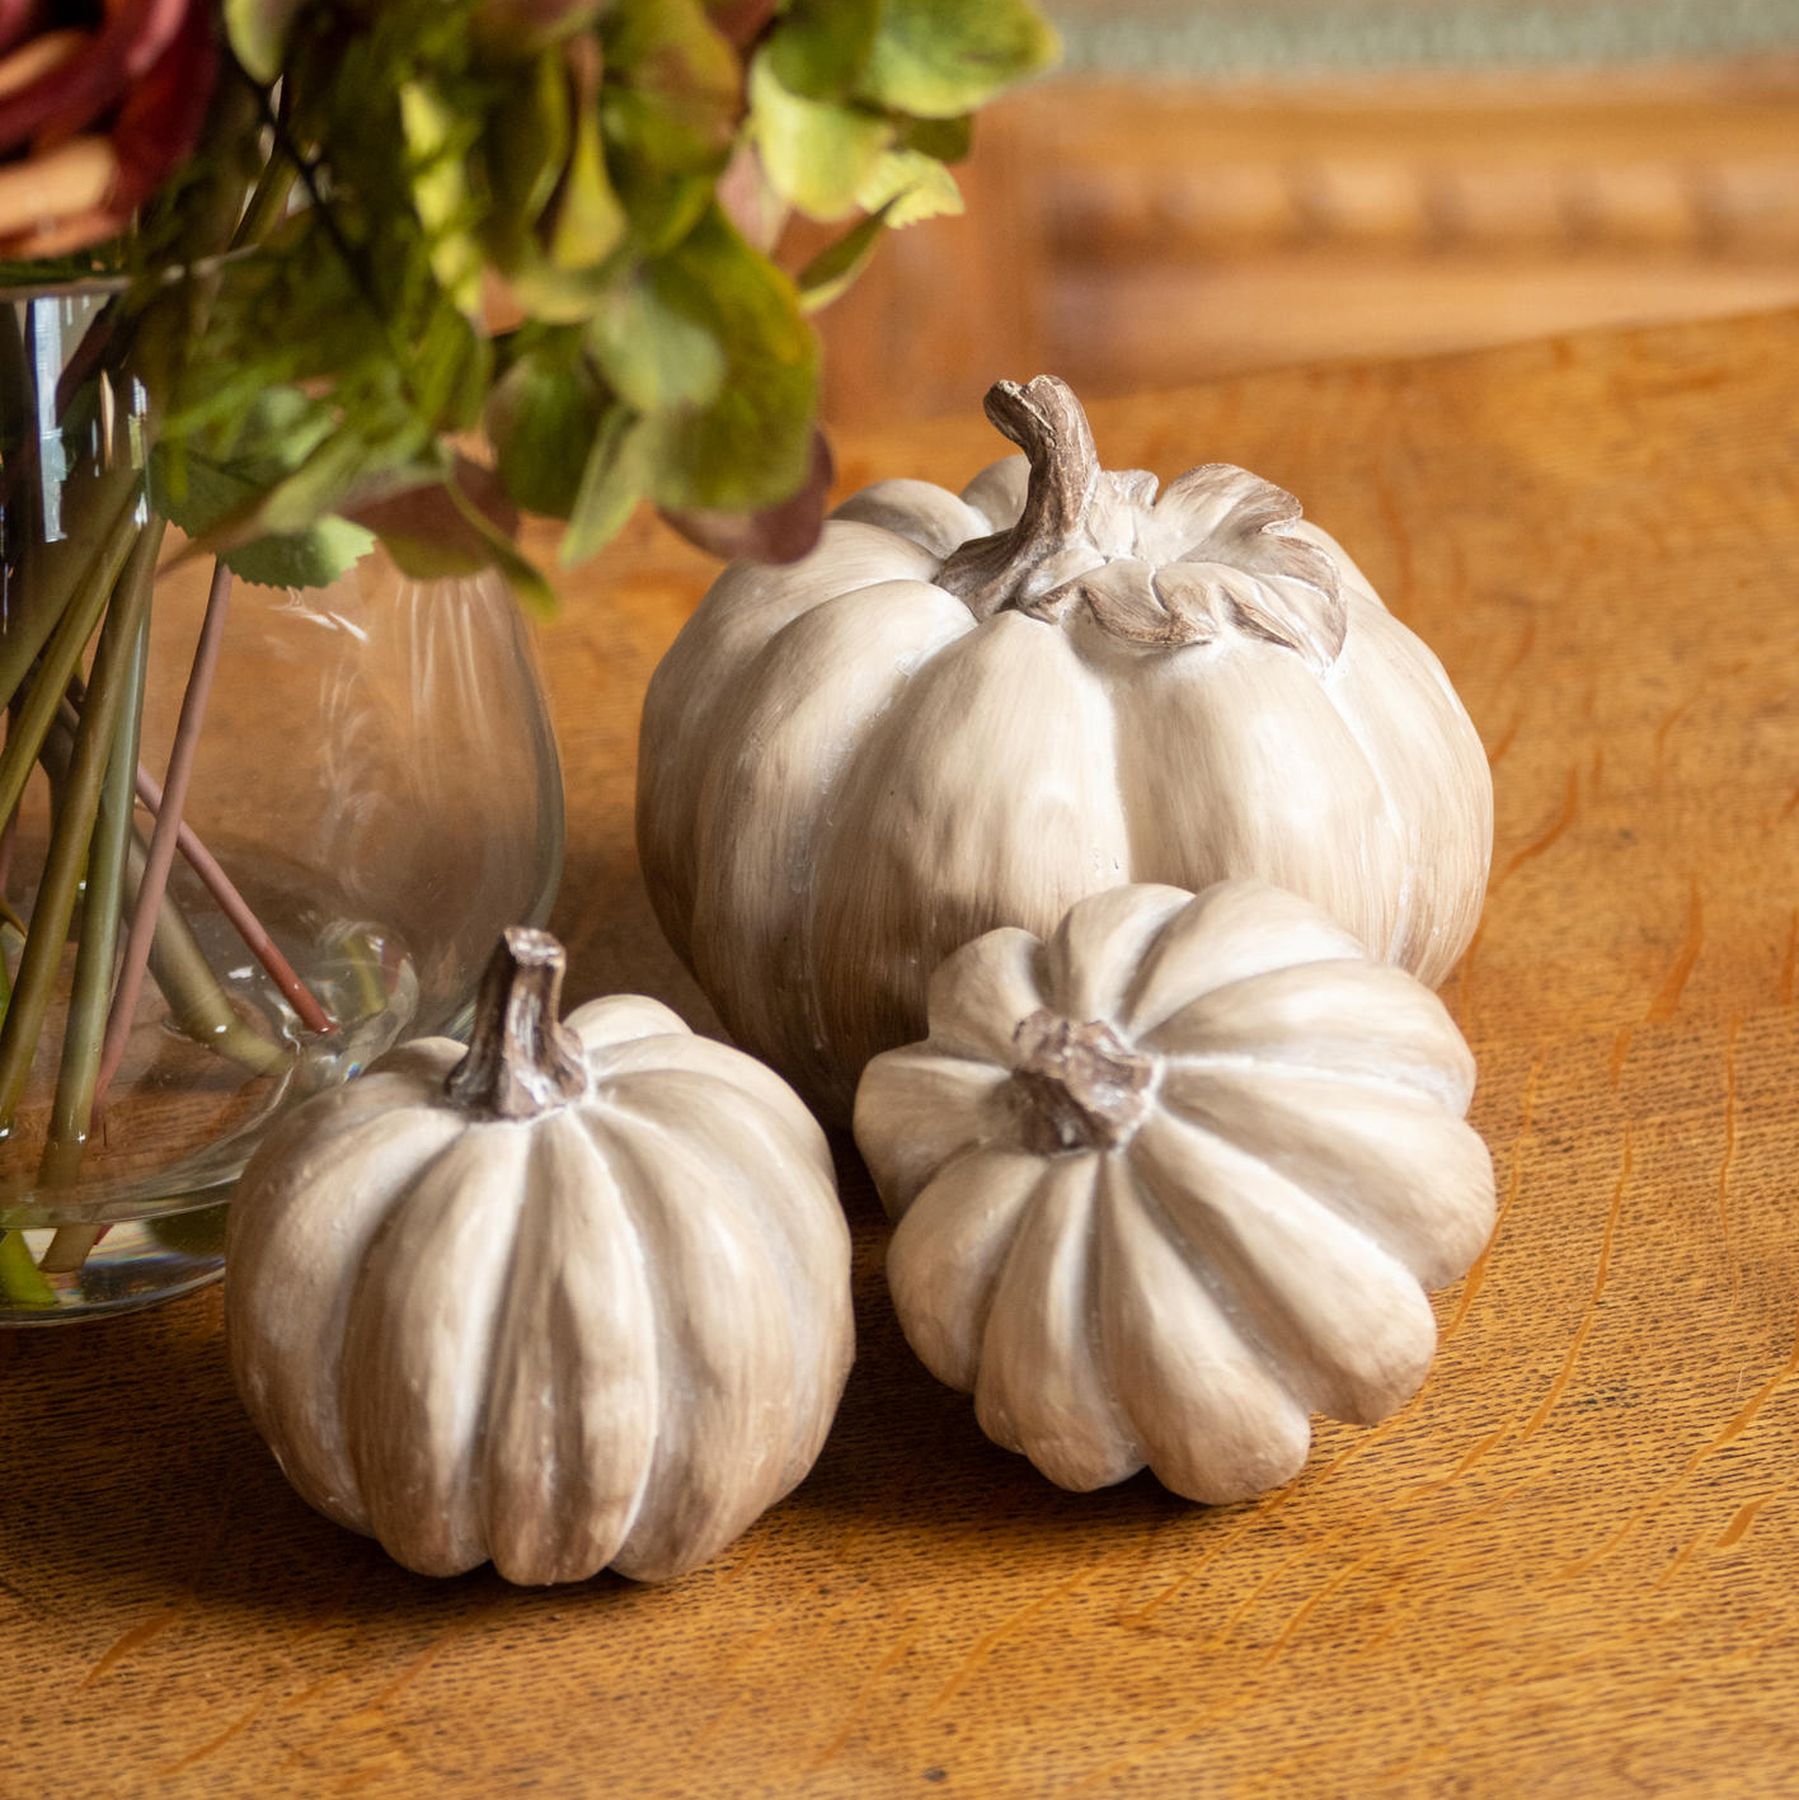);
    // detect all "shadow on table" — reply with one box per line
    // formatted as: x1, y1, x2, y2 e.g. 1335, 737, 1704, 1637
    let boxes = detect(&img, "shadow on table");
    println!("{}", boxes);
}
0, 1138, 1194, 1655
